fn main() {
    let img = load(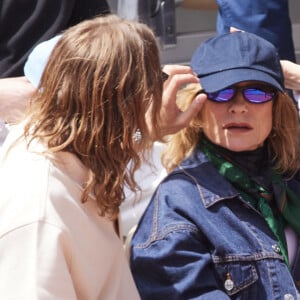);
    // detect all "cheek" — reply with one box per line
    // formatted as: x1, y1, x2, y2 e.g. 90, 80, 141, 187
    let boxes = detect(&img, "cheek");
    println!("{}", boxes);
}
201, 105, 223, 141
202, 103, 222, 127
258, 105, 273, 139
259, 119, 272, 142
